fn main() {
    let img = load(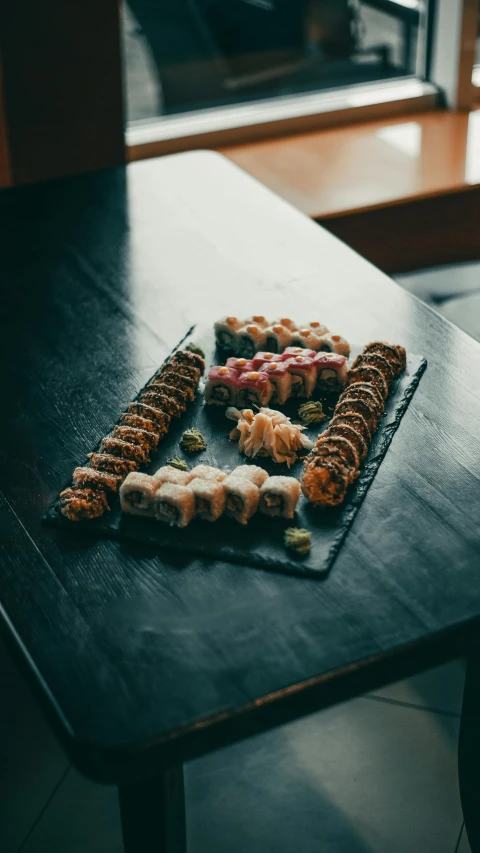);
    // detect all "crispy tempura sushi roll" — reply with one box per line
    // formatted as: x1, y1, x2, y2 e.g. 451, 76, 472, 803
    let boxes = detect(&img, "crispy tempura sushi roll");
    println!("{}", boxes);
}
311, 437, 360, 477
279, 346, 316, 361
72, 466, 121, 494
237, 371, 273, 408
351, 352, 395, 384
154, 482, 195, 527
127, 402, 171, 435
160, 361, 200, 384
259, 476, 301, 518
190, 478, 226, 522
205, 366, 241, 406
313, 353, 348, 393
363, 341, 406, 373
285, 355, 317, 397
157, 368, 197, 401
264, 323, 293, 354
338, 382, 384, 420
229, 465, 269, 487
99, 437, 149, 465
59, 486, 109, 521
224, 476, 259, 524
236, 324, 267, 359
226, 357, 254, 373
259, 361, 292, 404
120, 472, 157, 516
334, 396, 379, 434
152, 466, 193, 486
140, 389, 184, 418
318, 333, 351, 356
301, 458, 350, 507
120, 413, 160, 435
347, 366, 389, 400
149, 381, 189, 409
214, 316, 243, 351
189, 464, 227, 483
170, 348, 205, 376
88, 452, 138, 477
112, 425, 159, 453
329, 411, 371, 444
324, 421, 368, 461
